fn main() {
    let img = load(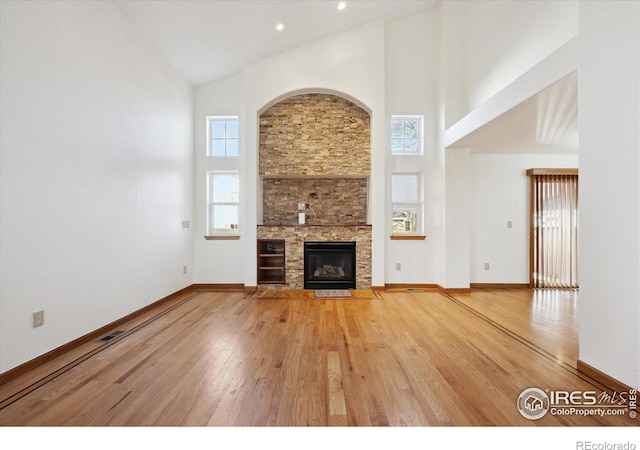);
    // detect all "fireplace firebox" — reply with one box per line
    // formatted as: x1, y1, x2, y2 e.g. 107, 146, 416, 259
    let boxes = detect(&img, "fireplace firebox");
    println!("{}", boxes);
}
304, 241, 356, 290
